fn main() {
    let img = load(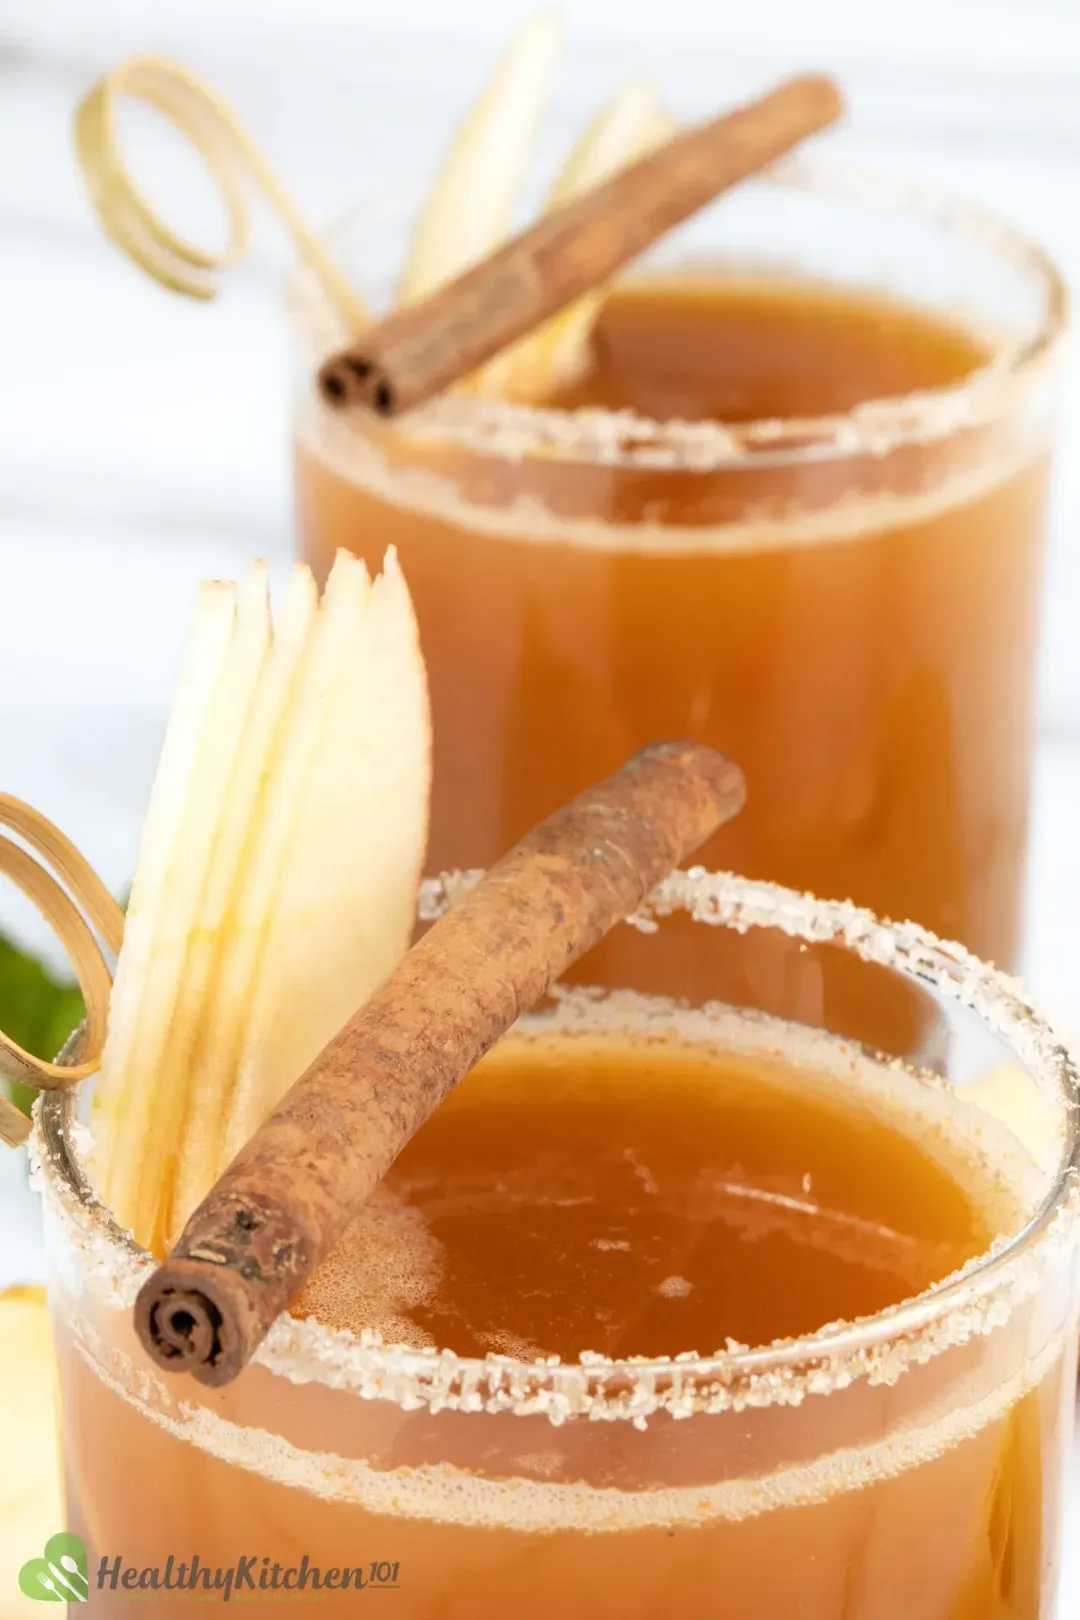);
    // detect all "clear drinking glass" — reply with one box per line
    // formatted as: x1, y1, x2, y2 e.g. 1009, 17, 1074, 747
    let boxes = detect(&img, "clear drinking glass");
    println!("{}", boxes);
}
37, 871, 1080, 1619
291, 159, 1066, 981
